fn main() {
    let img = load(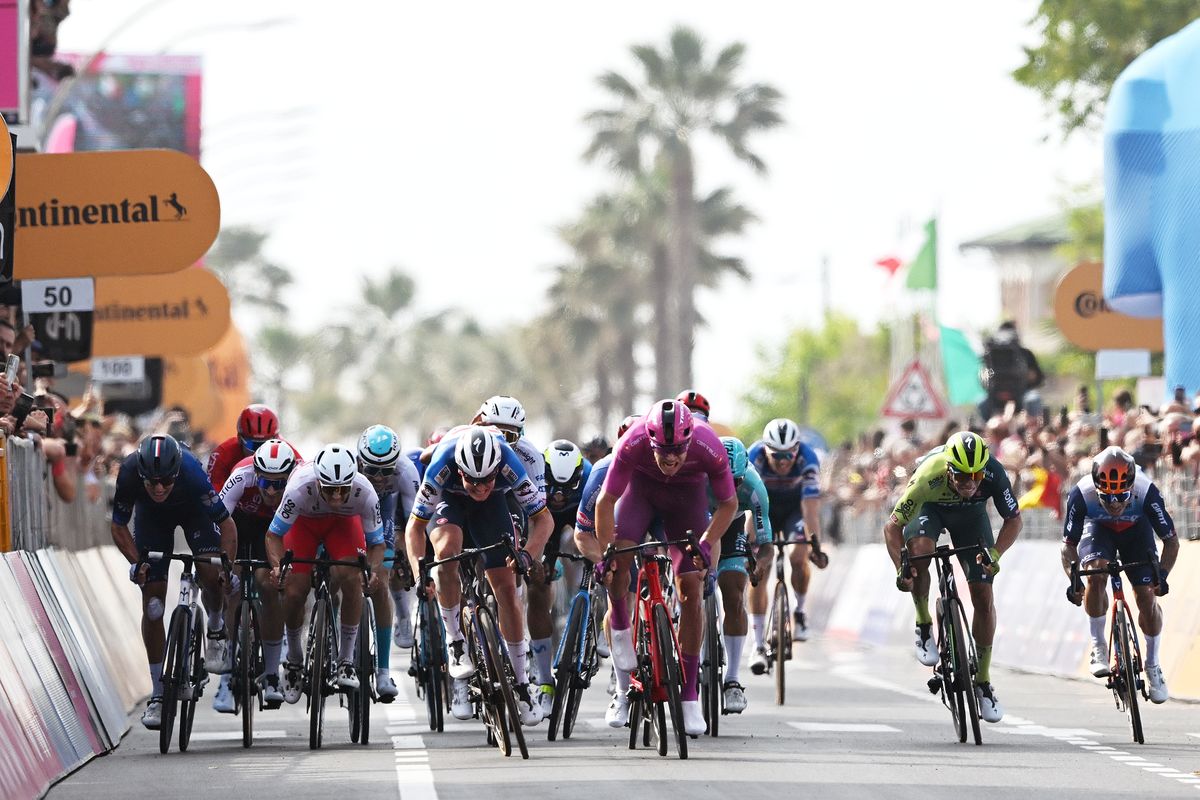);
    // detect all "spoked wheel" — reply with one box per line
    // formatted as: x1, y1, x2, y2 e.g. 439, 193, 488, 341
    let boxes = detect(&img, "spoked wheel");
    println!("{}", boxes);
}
238, 600, 258, 749
548, 601, 584, 741
350, 602, 376, 745
159, 608, 187, 754
1114, 608, 1144, 744
773, 583, 788, 705
700, 591, 722, 736
178, 613, 205, 752
307, 598, 331, 750
653, 604, 687, 760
